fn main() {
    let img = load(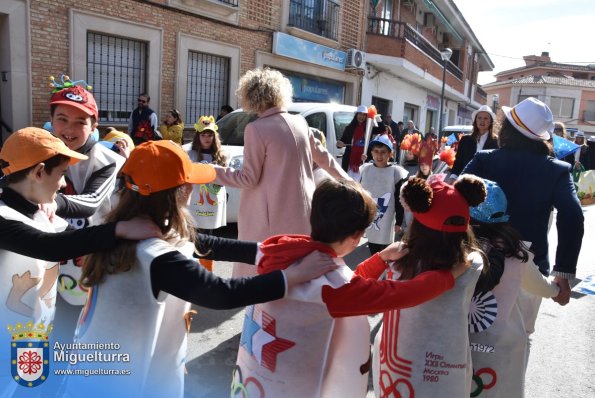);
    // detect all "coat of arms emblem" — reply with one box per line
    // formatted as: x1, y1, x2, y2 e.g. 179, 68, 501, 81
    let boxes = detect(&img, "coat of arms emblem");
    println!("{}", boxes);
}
8, 321, 52, 387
